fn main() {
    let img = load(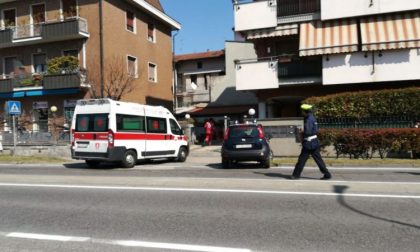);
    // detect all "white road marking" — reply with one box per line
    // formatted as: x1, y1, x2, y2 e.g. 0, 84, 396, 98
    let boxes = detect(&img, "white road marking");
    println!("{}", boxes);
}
0, 183, 419, 199
6, 232, 90, 242
109, 240, 251, 252
2, 232, 250, 252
